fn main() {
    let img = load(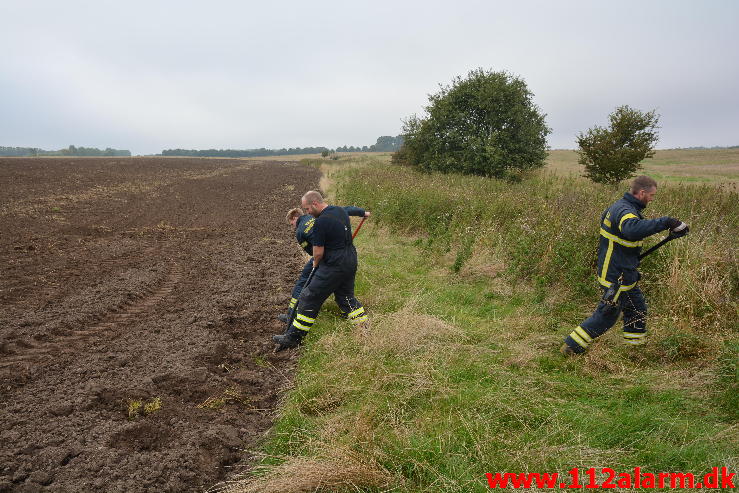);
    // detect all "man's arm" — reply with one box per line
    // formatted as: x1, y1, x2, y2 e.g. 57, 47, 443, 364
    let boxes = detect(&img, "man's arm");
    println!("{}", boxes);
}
618, 213, 687, 241
343, 206, 369, 217
619, 214, 670, 241
312, 245, 324, 268
312, 215, 326, 268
